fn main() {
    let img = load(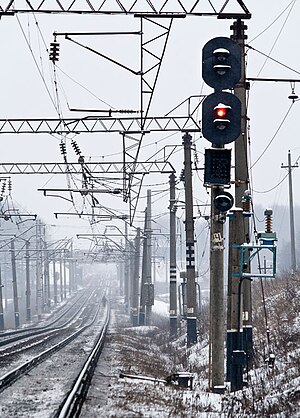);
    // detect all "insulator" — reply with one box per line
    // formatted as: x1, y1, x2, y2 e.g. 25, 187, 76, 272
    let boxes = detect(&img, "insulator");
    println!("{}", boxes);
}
78, 155, 85, 164
71, 140, 81, 156
117, 109, 140, 114
59, 142, 66, 155
242, 194, 251, 213
264, 208, 273, 233
180, 168, 185, 182
8, 179, 12, 192
194, 150, 199, 170
1, 182, 6, 194
49, 42, 60, 62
